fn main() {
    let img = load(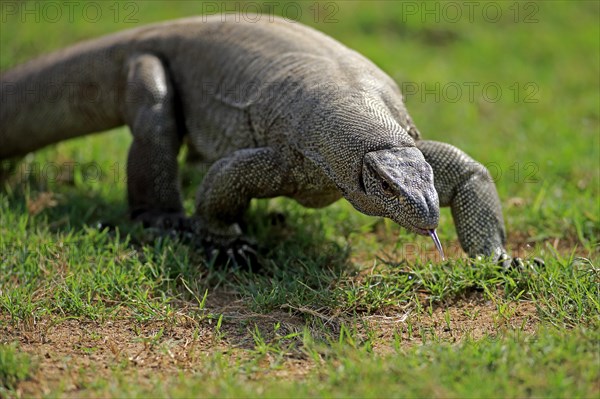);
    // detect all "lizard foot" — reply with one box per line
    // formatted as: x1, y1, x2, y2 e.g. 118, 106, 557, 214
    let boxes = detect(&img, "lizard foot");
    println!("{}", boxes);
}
131, 210, 192, 232
130, 212, 263, 270
496, 252, 545, 271
268, 211, 287, 227
202, 236, 262, 271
